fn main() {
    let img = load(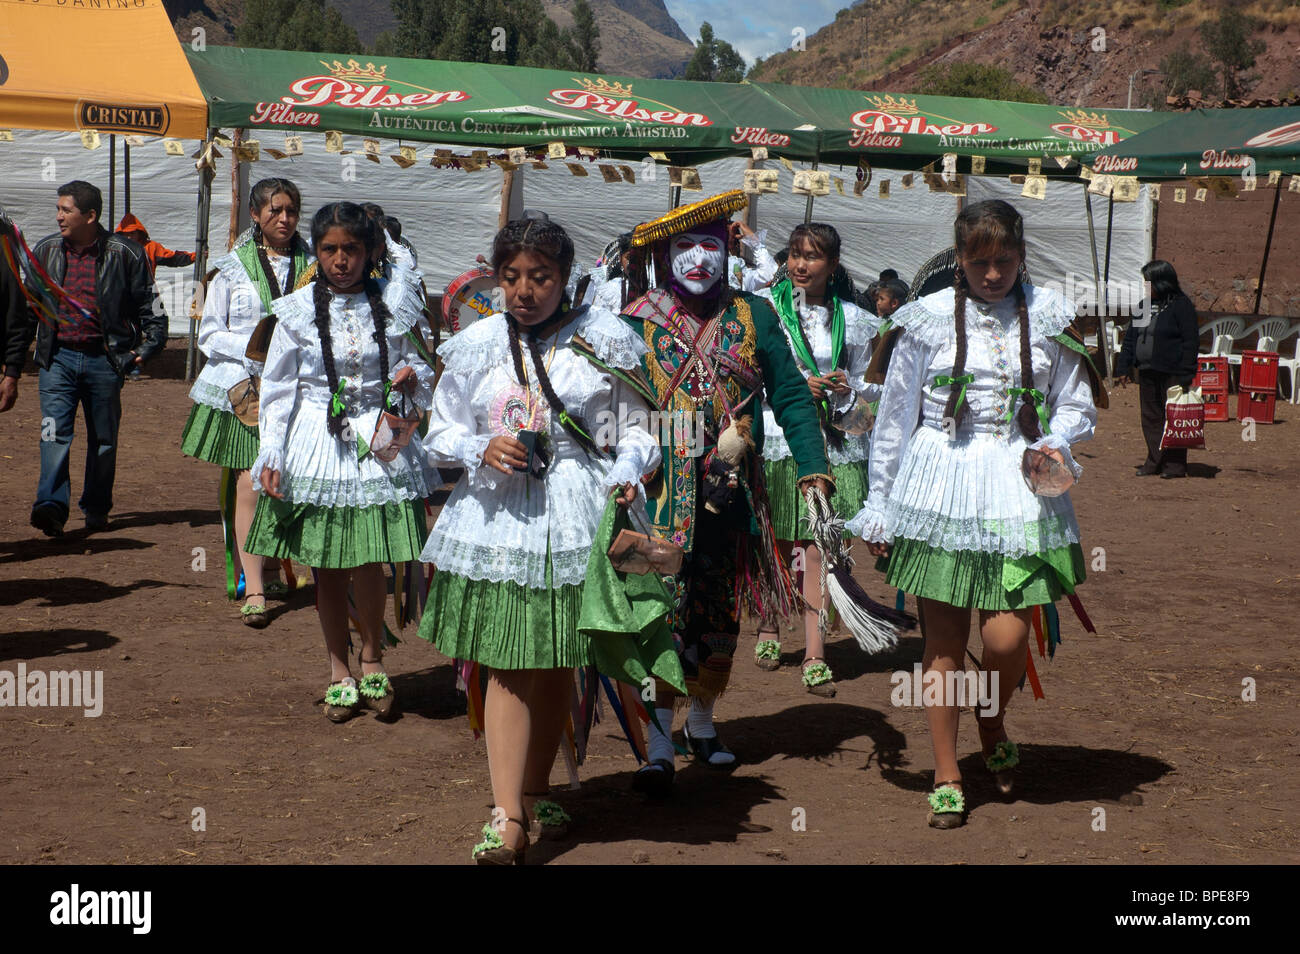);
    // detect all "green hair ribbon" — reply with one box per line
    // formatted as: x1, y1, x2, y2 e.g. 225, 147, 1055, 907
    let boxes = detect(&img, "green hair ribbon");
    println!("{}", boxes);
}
1006, 387, 1051, 434
933, 373, 974, 415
